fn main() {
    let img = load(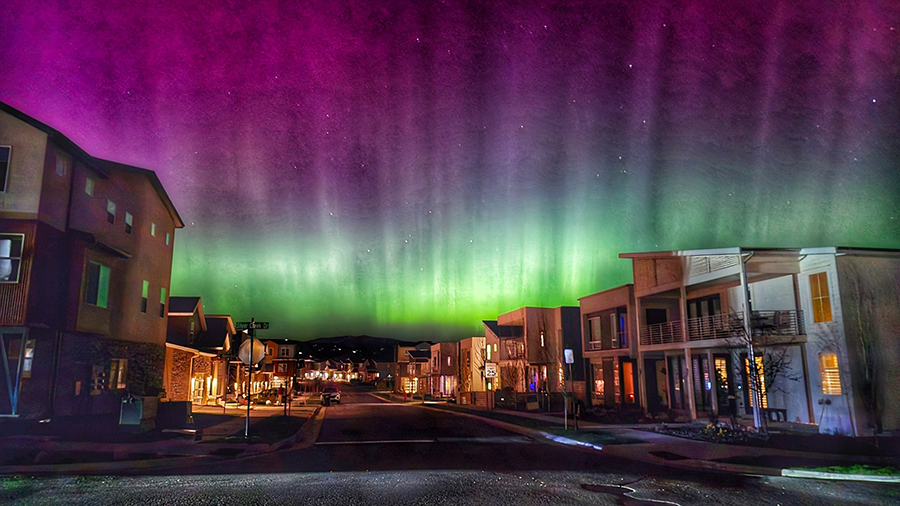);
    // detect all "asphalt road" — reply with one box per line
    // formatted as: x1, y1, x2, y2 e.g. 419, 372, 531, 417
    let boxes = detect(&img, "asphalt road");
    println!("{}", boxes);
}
2, 384, 897, 505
